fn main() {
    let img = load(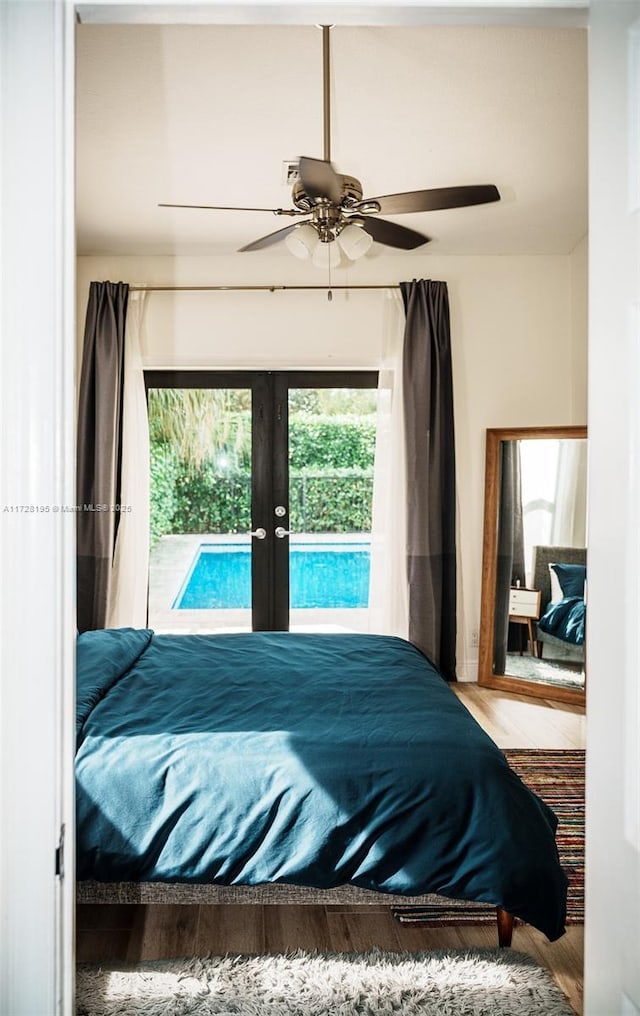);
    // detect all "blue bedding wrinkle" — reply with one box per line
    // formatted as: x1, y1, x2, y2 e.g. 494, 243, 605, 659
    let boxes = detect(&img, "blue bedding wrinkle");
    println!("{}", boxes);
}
538, 596, 585, 645
75, 630, 567, 940
75, 628, 153, 743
